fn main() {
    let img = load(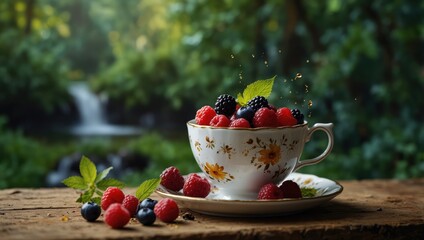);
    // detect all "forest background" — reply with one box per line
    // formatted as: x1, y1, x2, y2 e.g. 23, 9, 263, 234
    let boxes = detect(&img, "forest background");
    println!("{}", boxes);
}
1, 0, 423, 188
